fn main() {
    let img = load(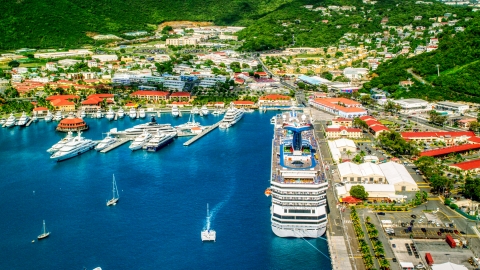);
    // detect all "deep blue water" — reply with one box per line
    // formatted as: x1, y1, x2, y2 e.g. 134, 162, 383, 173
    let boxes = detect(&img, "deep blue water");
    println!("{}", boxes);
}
0, 112, 331, 270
